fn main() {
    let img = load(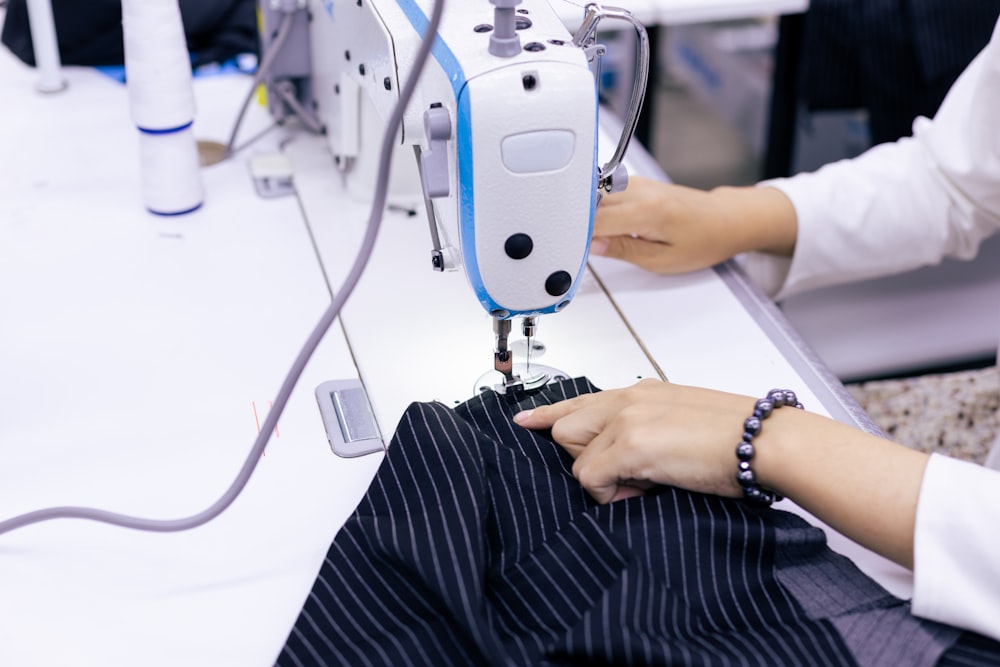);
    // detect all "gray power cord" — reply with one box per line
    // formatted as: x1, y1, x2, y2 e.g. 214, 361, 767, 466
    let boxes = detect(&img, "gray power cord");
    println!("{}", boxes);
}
0, 0, 446, 536
222, 5, 324, 159
221, 8, 296, 160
